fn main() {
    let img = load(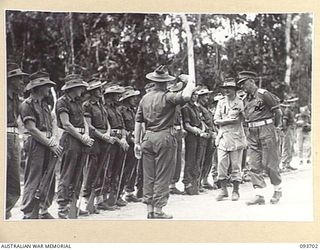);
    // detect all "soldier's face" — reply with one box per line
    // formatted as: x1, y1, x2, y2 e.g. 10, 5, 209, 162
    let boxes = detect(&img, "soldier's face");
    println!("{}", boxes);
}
74, 86, 86, 97
93, 88, 103, 98
223, 87, 236, 97
129, 95, 139, 106
241, 79, 254, 93
191, 93, 198, 102
39, 85, 52, 97
199, 94, 209, 105
8, 76, 24, 95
